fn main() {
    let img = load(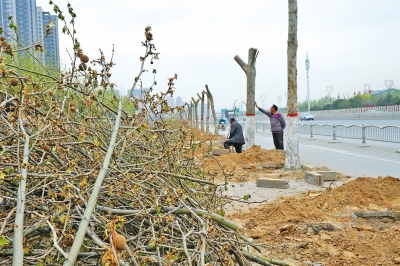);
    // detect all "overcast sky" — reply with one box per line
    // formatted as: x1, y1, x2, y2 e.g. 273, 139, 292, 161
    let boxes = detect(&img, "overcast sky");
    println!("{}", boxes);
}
36, 0, 400, 110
